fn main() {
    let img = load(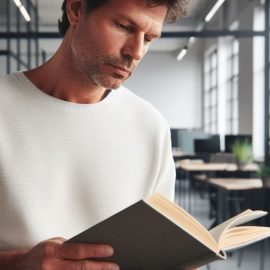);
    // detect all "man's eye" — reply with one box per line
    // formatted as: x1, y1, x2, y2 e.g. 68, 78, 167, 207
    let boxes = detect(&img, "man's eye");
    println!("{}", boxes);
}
144, 37, 151, 43
117, 23, 129, 31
